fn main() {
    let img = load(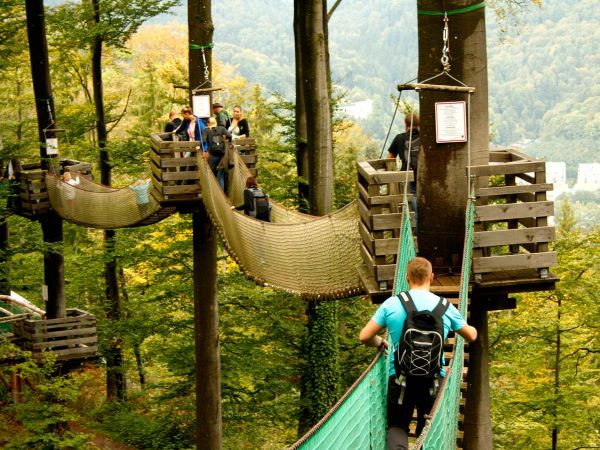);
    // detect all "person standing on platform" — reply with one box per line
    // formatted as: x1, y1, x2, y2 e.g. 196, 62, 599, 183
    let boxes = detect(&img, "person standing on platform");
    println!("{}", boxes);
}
212, 102, 231, 129
228, 105, 250, 140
